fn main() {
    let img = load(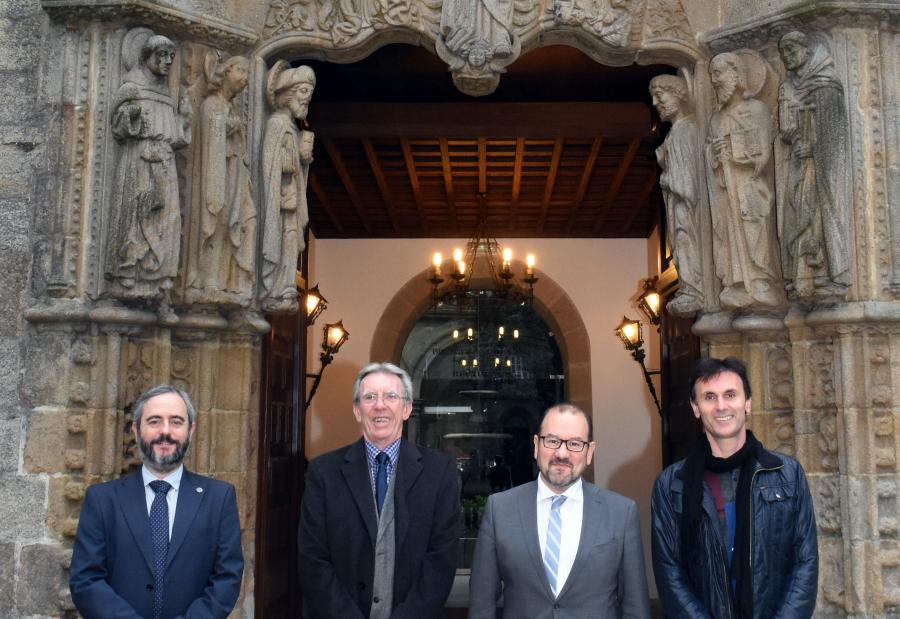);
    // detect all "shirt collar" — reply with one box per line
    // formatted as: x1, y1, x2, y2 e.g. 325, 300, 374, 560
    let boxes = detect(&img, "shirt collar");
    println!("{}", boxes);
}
536, 474, 583, 504
364, 437, 401, 465
141, 464, 184, 491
